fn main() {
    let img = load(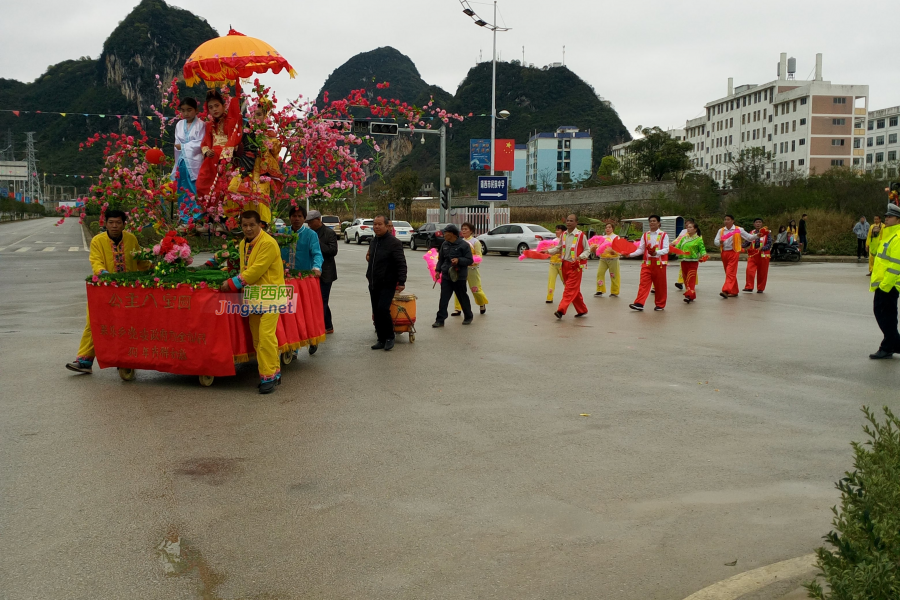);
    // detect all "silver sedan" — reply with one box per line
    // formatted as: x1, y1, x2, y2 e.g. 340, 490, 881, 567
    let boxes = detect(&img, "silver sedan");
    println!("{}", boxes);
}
476, 223, 558, 256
